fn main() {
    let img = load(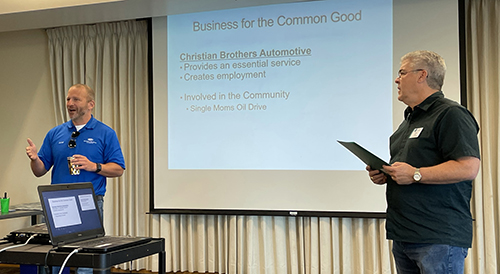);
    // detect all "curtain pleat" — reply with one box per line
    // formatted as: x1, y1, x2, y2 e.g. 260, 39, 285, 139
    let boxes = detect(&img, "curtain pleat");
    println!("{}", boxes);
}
45, 1, 500, 272
466, 0, 500, 274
